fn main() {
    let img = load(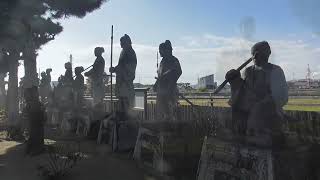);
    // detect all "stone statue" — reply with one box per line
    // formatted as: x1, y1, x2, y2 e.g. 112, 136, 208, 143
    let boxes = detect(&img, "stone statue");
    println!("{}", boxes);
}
64, 62, 73, 86
39, 71, 51, 103
85, 47, 105, 105
46, 68, 52, 85
109, 34, 137, 114
73, 66, 85, 108
154, 40, 182, 121
225, 41, 288, 146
